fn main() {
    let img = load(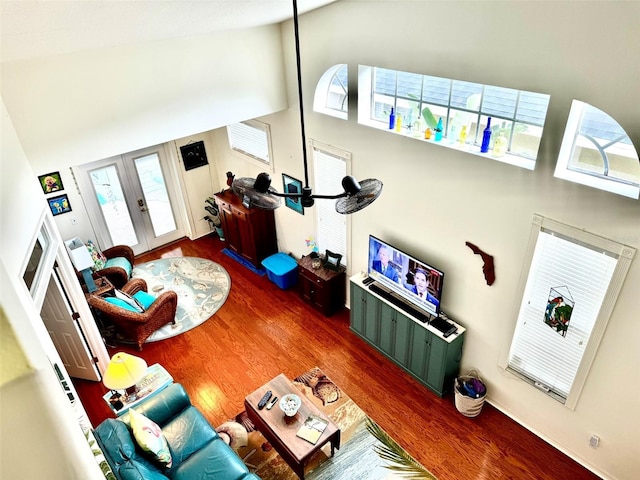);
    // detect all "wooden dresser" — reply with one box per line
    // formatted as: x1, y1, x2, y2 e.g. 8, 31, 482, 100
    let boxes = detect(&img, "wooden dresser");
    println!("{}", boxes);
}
214, 191, 277, 269
297, 255, 346, 317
